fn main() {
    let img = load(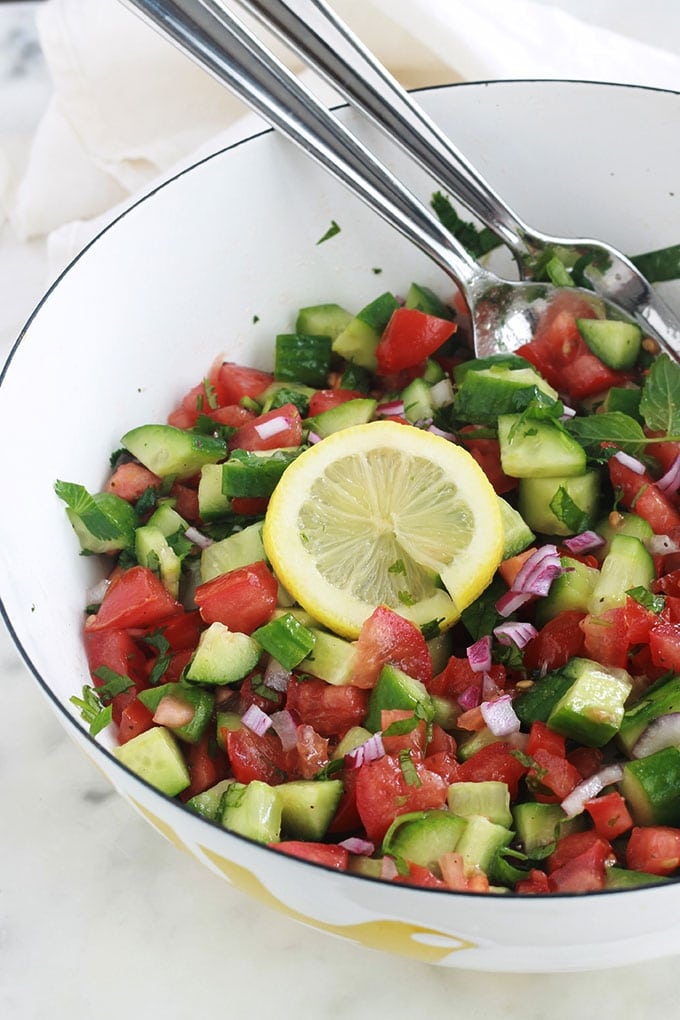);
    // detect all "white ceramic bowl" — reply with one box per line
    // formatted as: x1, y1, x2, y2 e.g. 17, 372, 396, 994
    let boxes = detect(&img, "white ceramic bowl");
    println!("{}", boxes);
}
2, 81, 680, 973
